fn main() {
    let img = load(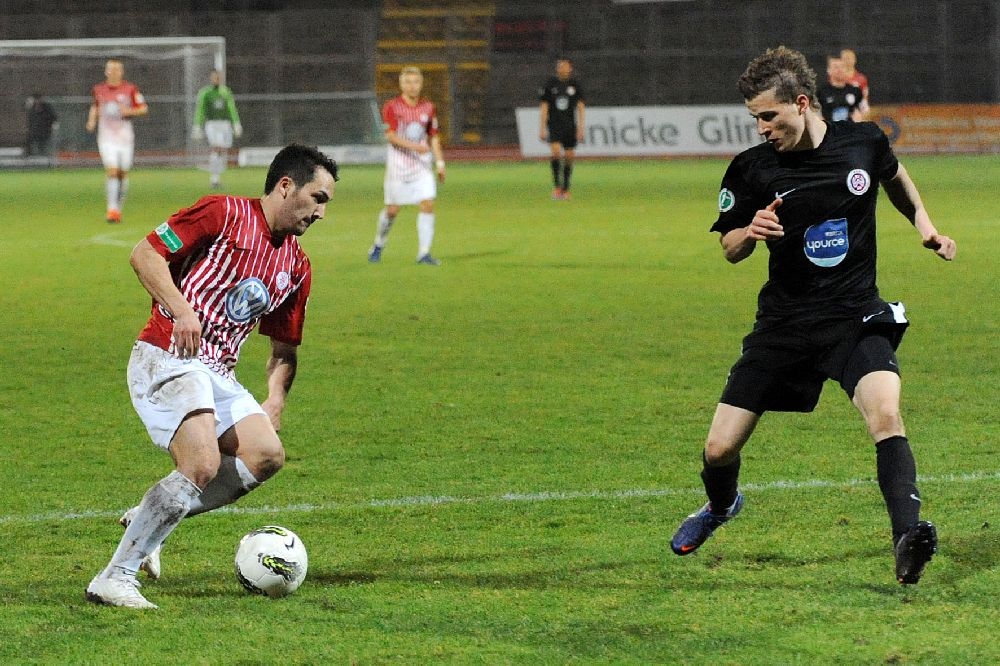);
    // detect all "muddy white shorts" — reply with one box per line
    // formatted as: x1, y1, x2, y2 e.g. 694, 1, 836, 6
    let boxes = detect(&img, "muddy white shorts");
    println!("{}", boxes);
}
127, 341, 265, 450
